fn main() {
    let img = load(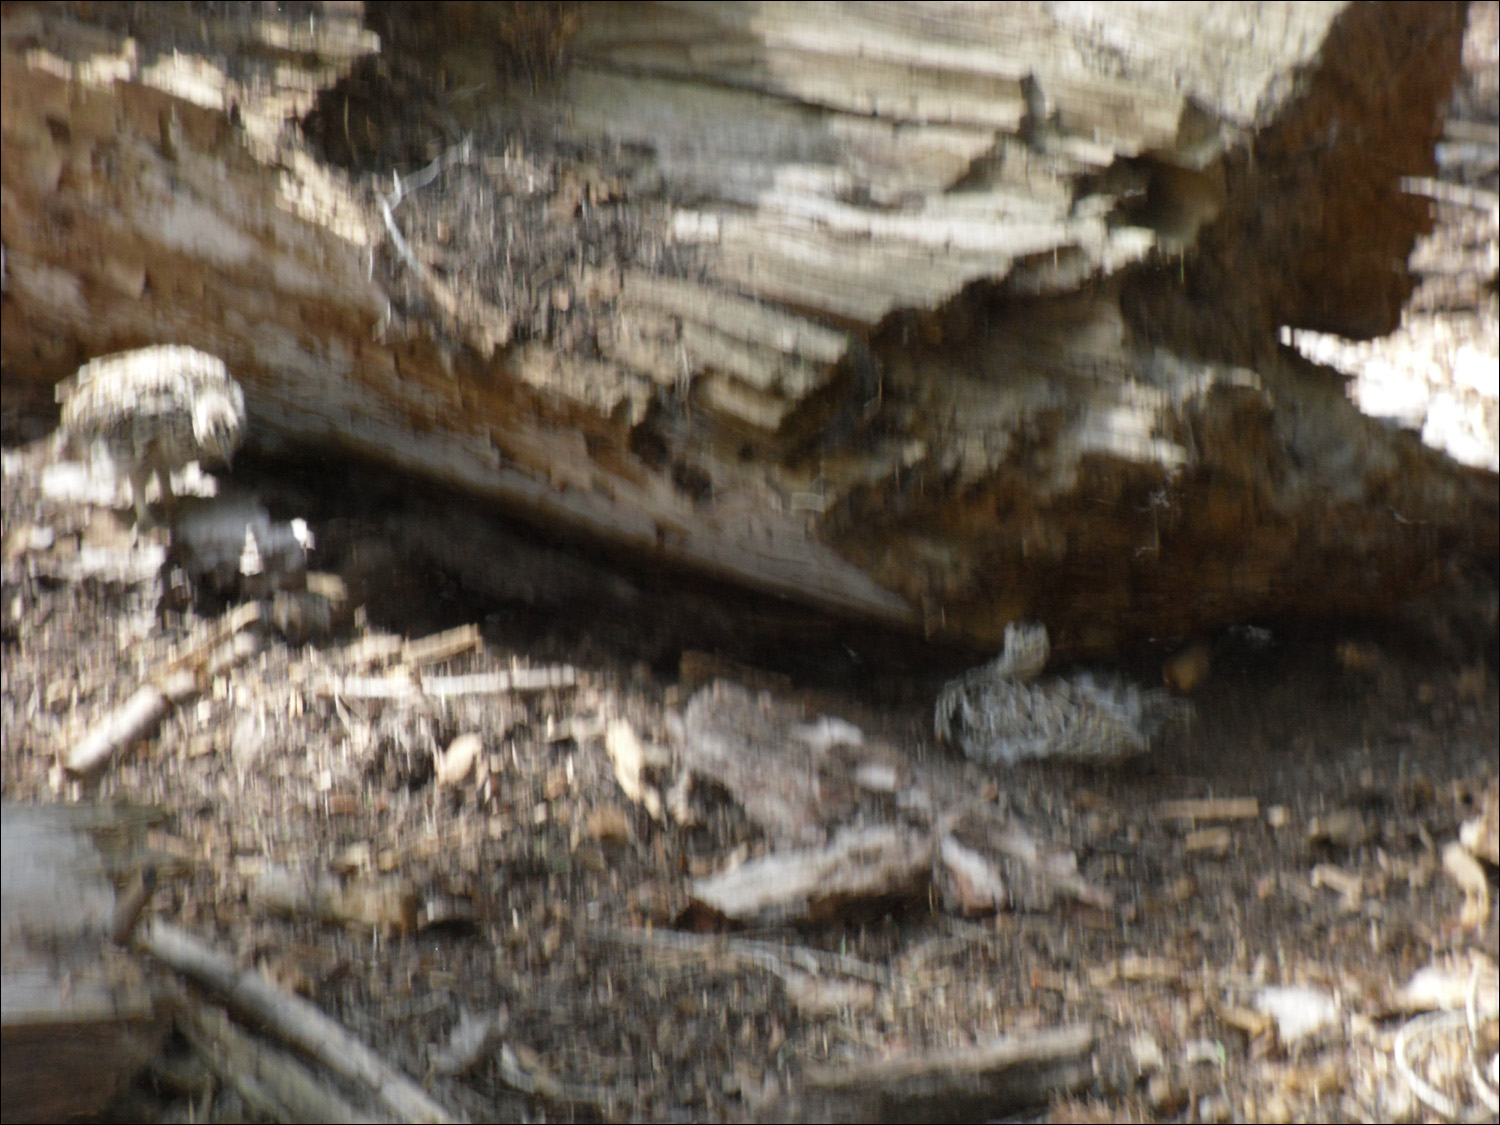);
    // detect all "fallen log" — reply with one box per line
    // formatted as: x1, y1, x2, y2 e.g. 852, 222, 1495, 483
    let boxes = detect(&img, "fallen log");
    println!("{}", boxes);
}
2, 2, 1492, 654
